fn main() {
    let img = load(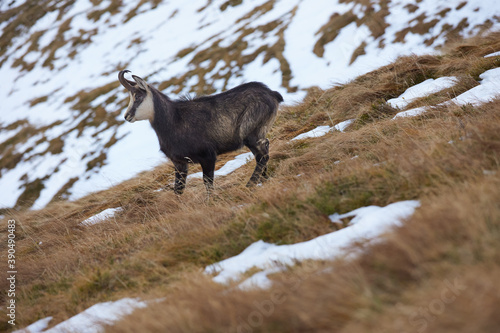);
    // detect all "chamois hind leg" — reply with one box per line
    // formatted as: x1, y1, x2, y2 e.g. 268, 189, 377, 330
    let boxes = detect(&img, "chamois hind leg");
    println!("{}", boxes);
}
261, 165, 269, 180
245, 137, 270, 186
173, 162, 188, 195
200, 156, 216, 196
